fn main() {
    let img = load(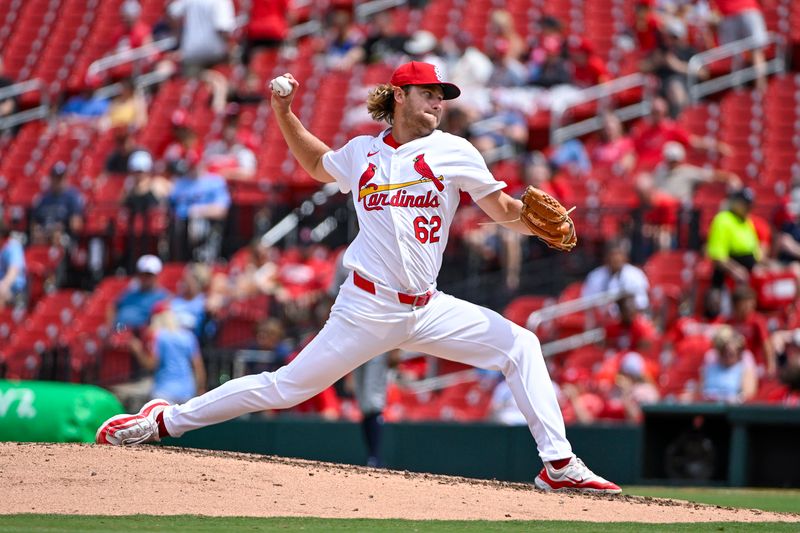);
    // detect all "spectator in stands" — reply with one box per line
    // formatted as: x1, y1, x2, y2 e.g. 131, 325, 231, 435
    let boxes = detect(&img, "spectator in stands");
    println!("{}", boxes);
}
774, 198, 800, 269
469, 105, 529, 159
772, 328, 800, 384
602, 351, 660, 422
651, 141, 741, 206
631, 97, 731, 170
639, 16, 700, 117
549, 138, 592, 177
60, 89, 110, 122
707, 187, 761, 288
488, 9, 526, 64
101, 78, 147, 132
169, 159, 231, 221
404, 31, 448, 76
321, 6, 364, 70
163, 111, 203, 164
227, 73, 266, 106
31, 162, 85, 246
248, 317, 294, 371
224, 239, 281, 302
104, 129, 139, 174
590, 112, 636, 175
203, 116, 257, 182
168, 158, 231, 261
632, 0, 662, 54
520, 151, 571, 201
442, 33, 493, 93
0, 58, 19, 126
487, 10, 528, 87
699, 325, 758, 403
167, 0, 233, 114
0, 221, 26, 310
242, 0, 290, 65
603, 294, 659, 355
528, 34, 573, 88
582, 241, 651, 312
345, 9, 408, 66
168, 0, 236, 75
109, 254, 171, 331
128, 301, 206, 404
123, 150, 171, 213
569, 37, 610, 88
712, 0, 769, 91
112, 0, 153, 53
725, 285, 776, 375
169, 262, 215, 339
